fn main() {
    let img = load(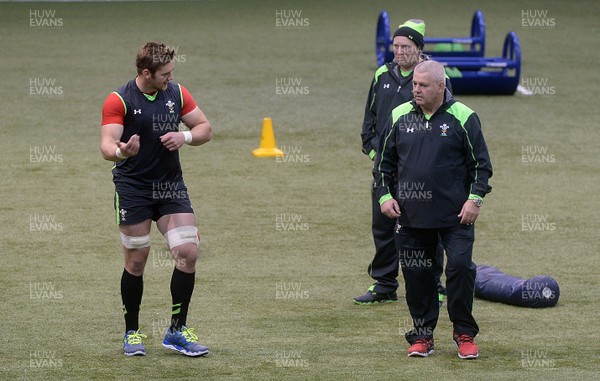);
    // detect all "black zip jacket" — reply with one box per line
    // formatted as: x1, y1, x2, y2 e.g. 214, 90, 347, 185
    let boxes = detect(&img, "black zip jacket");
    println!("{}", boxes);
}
361, 59, 452, 160
373, 92, 492, 228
